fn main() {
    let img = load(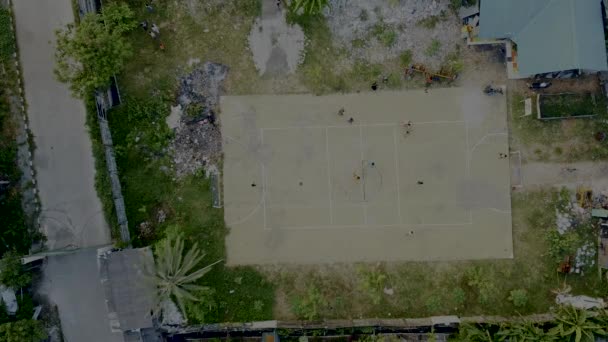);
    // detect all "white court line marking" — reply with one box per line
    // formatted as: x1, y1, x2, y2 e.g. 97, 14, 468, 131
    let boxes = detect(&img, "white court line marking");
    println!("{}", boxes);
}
359, 124, 367, 224
392, 126, 403, 224
325, 127, 334, 224
278, 221, 473, 231
260, 129, 269, 231
223, 134, 265, 227
260, 120, 465, 131
465, 120, 470, 177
